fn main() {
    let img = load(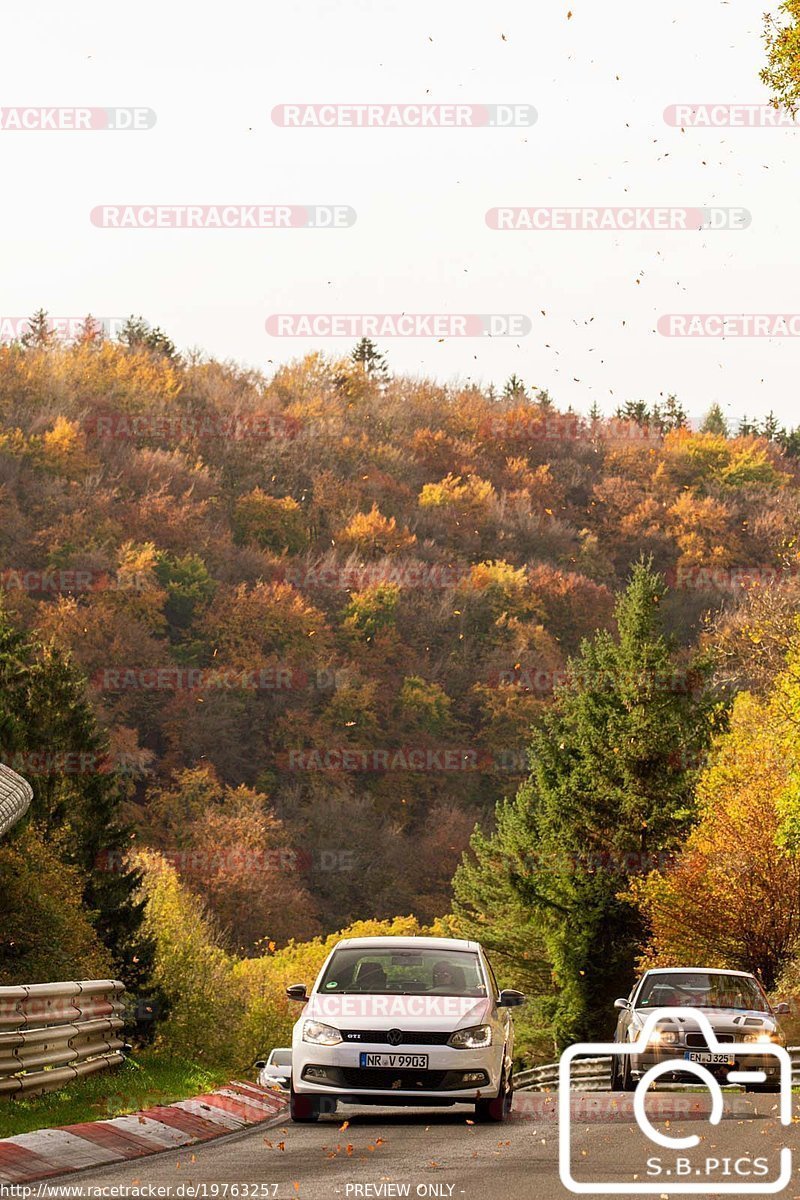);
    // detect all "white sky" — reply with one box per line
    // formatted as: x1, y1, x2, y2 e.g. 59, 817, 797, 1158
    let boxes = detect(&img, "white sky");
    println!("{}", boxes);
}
2, 0, 798, 426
